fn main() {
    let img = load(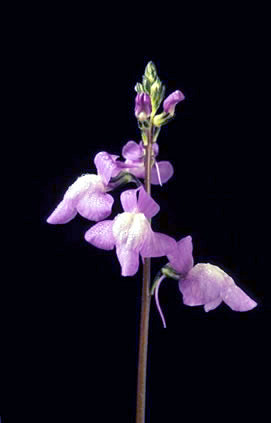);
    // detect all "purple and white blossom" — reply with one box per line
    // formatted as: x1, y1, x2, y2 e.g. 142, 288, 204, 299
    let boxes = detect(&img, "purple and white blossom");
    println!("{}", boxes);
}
163, 90, 185, 115
84, 186, 177, 276
135, 93, 152, 121
154, 236, 257, 327
167, 236, 257, 312
46, 152, 119, 224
